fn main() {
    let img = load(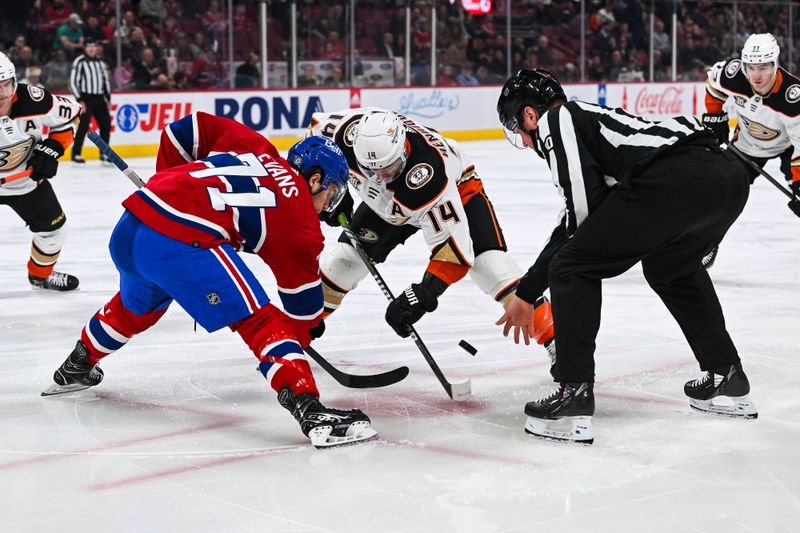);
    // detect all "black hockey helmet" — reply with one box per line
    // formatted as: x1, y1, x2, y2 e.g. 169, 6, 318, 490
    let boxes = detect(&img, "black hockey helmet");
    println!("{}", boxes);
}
497, 69, 566, 132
